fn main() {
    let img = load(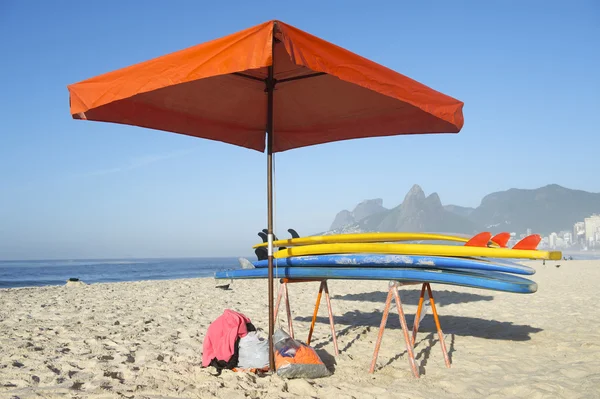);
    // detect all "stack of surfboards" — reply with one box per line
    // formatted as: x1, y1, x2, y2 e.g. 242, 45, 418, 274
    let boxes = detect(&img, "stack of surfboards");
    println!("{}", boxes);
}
215, 231, 562, 294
